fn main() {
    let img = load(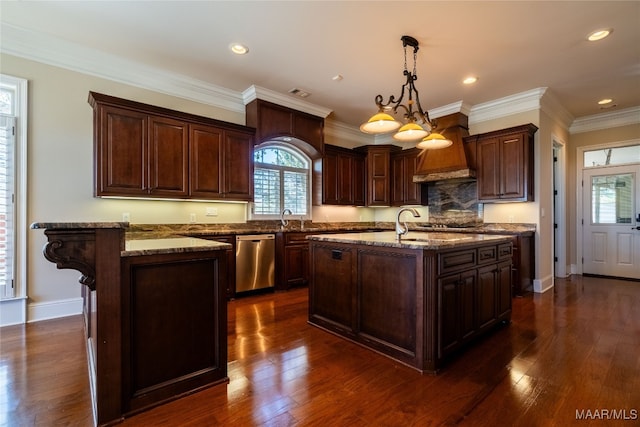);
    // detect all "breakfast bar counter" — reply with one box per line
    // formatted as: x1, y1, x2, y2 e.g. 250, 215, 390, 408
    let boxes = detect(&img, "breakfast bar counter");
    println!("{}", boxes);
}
31, 222, 230, 426
307, 231, 514, 374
